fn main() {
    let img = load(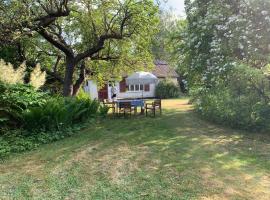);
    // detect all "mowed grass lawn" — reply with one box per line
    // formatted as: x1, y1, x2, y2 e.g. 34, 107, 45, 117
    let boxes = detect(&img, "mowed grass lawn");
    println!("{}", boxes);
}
1, 99, 270, 200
